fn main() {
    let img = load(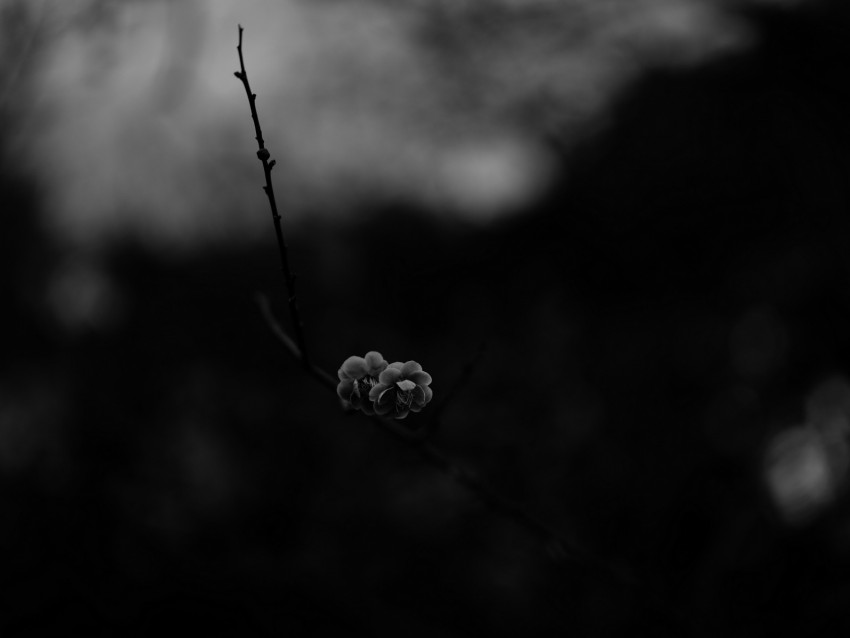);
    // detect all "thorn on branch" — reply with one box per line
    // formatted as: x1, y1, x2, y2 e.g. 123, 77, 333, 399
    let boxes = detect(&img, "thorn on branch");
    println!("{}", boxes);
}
233, 71, 243, 80
269, 159, 276, 169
